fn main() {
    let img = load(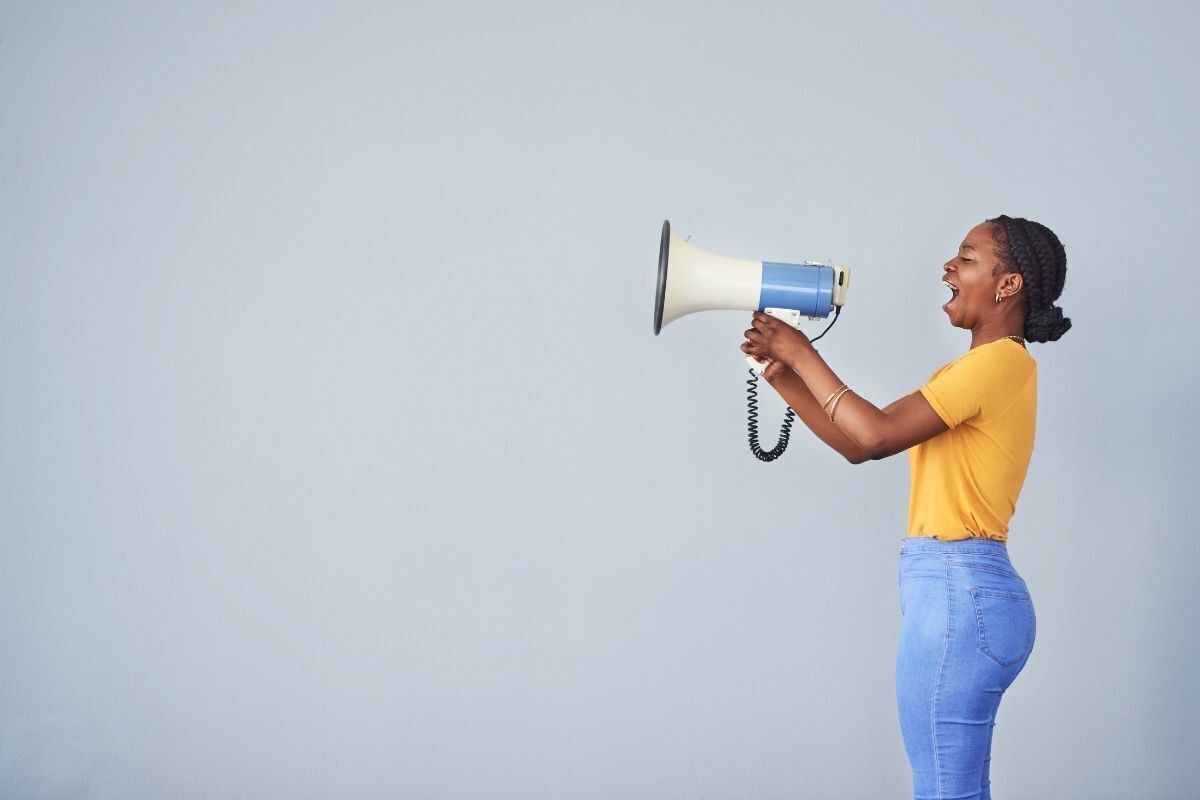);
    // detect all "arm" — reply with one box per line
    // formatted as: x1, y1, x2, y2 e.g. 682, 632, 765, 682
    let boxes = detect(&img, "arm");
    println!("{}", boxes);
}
743, 313, 949, 461
759, 362, 871, 464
